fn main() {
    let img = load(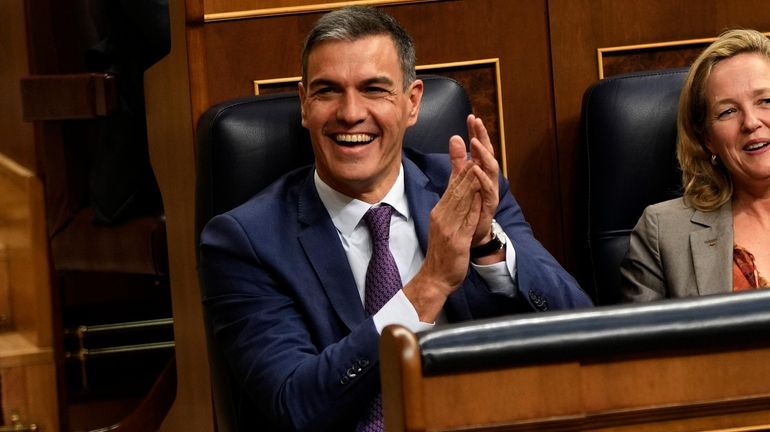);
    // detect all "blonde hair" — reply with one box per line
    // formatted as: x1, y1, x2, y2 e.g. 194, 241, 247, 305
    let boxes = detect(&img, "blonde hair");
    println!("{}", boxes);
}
678, 28, 770, 211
